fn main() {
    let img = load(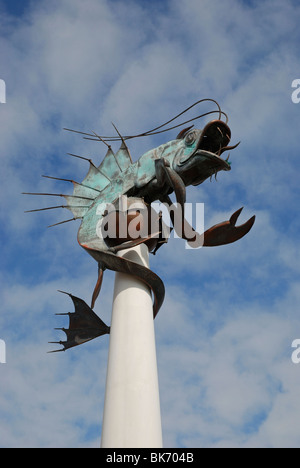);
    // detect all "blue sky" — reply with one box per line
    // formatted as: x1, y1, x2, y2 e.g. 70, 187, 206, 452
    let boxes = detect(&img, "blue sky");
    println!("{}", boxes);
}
0, 0, 300, 448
